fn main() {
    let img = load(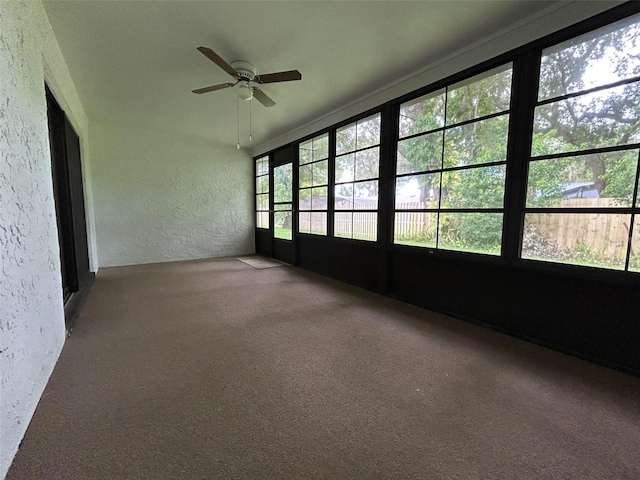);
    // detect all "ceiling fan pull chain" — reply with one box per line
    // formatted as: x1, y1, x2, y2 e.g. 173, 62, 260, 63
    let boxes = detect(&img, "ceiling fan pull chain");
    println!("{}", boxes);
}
236, 95, 240, 150
249, 97, 253, 142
